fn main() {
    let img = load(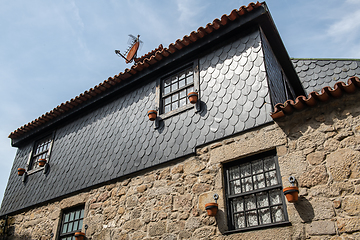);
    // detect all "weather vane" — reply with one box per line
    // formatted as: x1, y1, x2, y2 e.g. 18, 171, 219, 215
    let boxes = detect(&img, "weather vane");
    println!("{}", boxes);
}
115, 34, 143, 64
